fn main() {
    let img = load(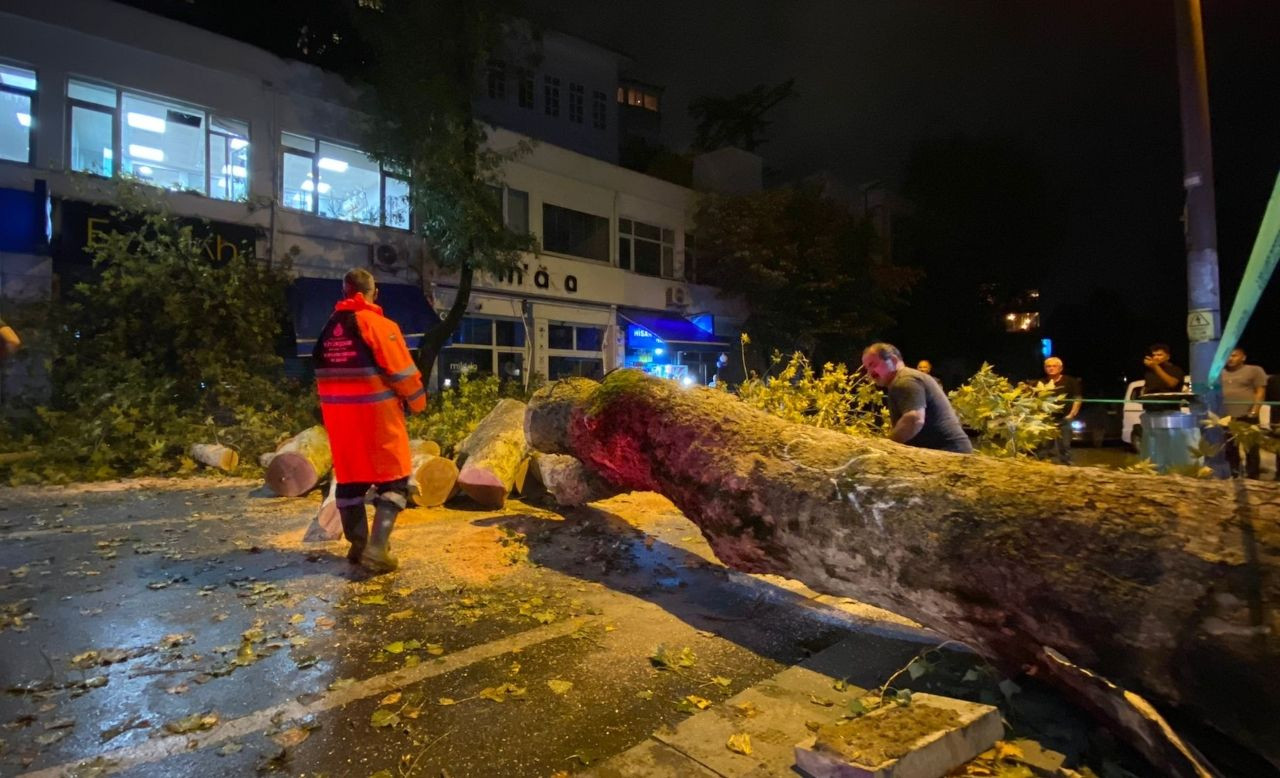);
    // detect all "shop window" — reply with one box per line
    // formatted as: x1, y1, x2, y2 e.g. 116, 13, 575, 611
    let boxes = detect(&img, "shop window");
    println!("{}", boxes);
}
452, 316, 494, 345
209, 117, 249, 201
548, 323, 574, 350
591, 90, 607, 130
549, 356, 603, 380
543, 75, 560, 117
619, 218, 676, 278
568, 83, 584, 124
495, 319, 525, 347
279, 132, 408, 229
575, 326, 604, 352
542, 203, 609, 261
0, 64, 36, 164
439, 316, 526, 387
